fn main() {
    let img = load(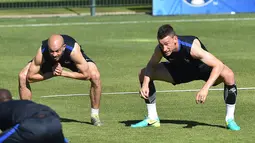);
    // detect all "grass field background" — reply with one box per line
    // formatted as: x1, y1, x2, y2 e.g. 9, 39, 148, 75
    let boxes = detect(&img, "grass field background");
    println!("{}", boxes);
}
0, 13, 255, 142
